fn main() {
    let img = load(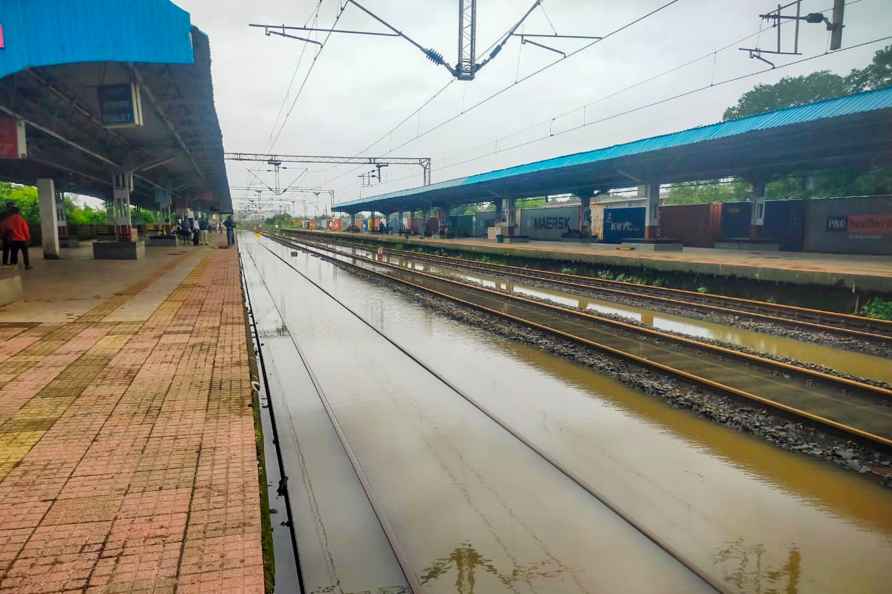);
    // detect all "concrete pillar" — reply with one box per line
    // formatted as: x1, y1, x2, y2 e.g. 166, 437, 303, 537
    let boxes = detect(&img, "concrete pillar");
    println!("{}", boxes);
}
495, 199, 503, 220
503, 198, 516, 237
576, 191, 592, 240
37, 178, 60, 259
750, 180, 767, 240
642, 182, 661, 240
112, 172, 135, 242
